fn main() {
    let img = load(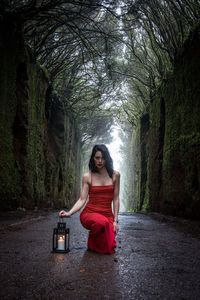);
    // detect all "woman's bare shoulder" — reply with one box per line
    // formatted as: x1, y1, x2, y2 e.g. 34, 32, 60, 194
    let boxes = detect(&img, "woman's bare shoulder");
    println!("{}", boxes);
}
113, 170, 120, 182
82, 172, 91, 184
113, 170, 120, 177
